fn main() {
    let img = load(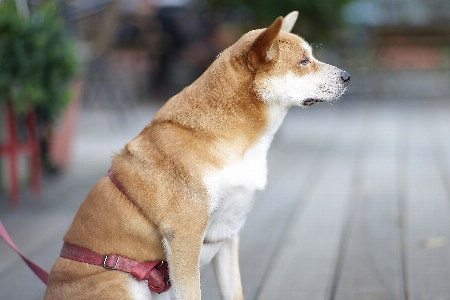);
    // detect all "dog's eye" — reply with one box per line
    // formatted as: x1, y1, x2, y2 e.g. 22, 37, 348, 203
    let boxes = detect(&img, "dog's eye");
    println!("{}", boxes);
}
300, 58, 310, 66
